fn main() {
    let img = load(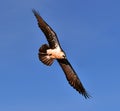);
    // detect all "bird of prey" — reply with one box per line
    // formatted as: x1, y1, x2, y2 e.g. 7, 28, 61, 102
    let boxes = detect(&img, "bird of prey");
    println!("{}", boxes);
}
32, 9, 90, 98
